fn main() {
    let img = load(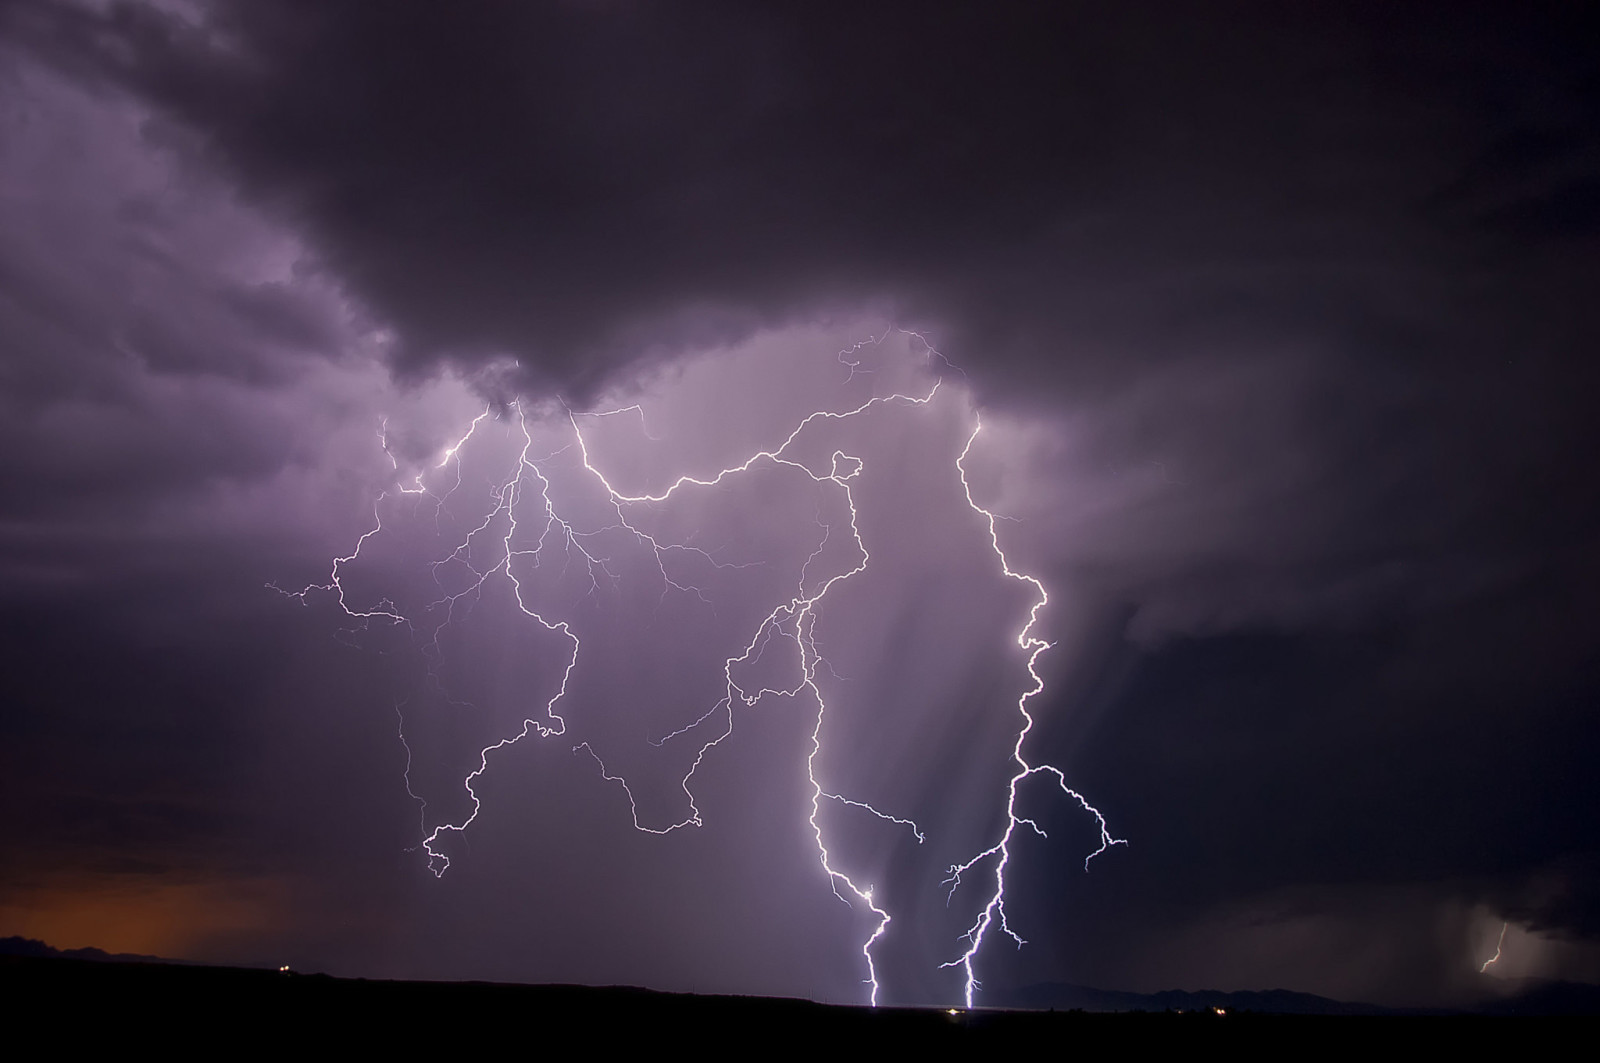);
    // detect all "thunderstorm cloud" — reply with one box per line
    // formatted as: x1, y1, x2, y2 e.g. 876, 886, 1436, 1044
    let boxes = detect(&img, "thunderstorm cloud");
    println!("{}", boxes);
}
2, 1, 1597, 1007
